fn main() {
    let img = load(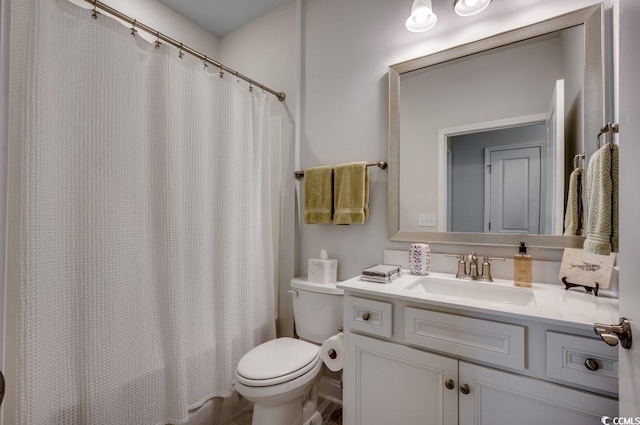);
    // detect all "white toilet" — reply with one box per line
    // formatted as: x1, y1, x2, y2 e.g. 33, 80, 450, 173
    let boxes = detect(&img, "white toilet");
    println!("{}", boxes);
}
234, 277, 343, 425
